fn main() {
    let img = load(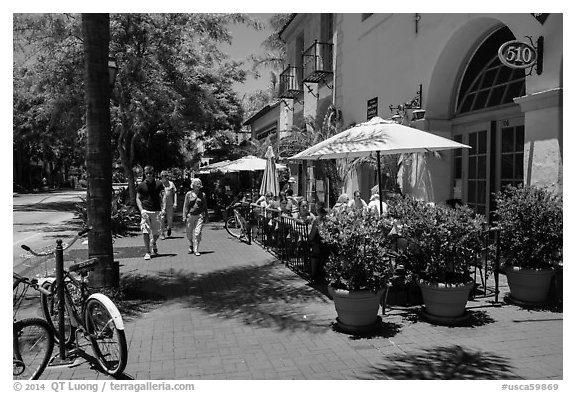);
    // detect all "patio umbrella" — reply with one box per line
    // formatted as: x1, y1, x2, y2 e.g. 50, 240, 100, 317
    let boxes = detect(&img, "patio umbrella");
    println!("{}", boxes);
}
288, 116, 470, 213
197, 160, 234, 174
259, 146, 280, 196
222, 155, 286, 172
